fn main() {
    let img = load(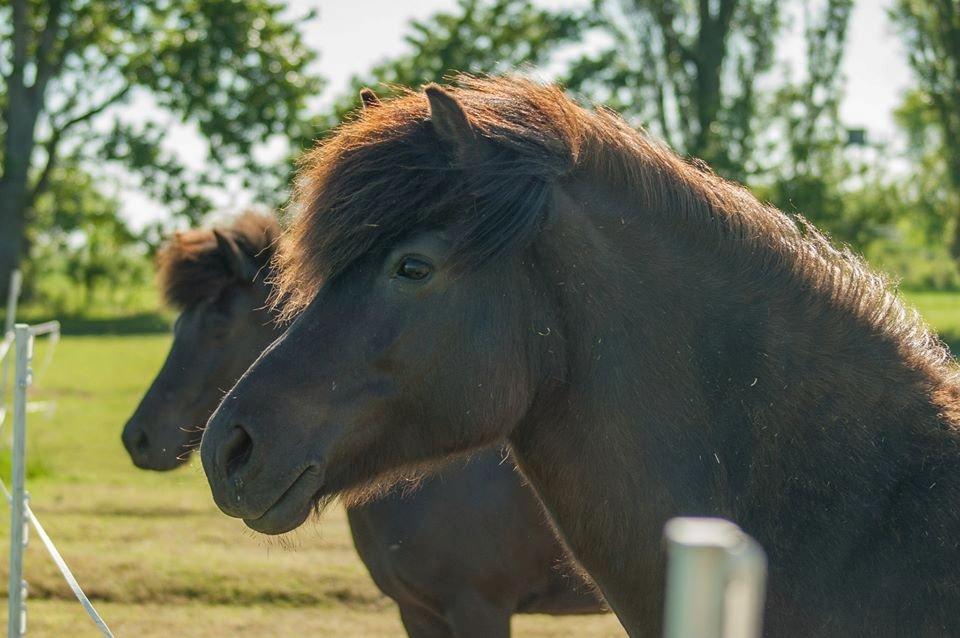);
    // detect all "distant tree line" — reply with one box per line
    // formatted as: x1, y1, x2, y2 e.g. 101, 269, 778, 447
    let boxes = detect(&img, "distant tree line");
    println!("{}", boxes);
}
2, 0, 959, 311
